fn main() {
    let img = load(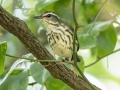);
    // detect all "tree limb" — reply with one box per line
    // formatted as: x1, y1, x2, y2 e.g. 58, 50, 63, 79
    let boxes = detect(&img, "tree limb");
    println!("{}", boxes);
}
72, 0, 96, 89
0, 6, 100, 90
